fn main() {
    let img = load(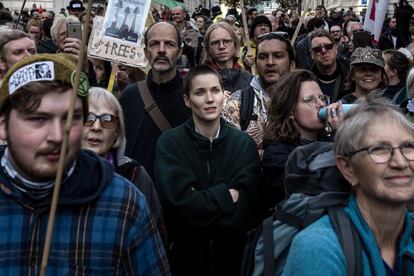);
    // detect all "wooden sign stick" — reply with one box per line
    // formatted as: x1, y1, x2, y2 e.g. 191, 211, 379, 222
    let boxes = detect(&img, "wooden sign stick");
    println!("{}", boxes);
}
39, 0, 93, 274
